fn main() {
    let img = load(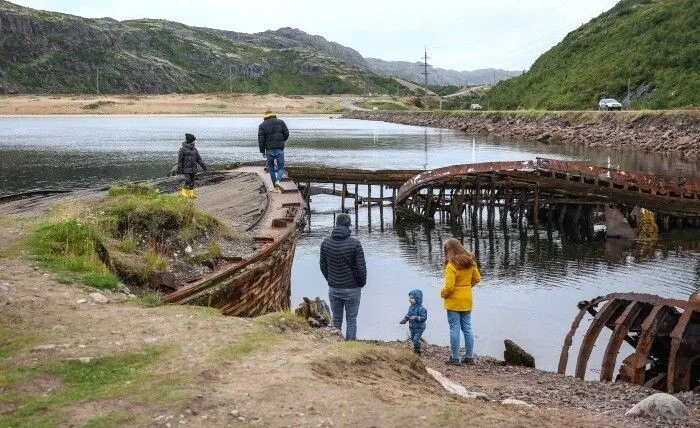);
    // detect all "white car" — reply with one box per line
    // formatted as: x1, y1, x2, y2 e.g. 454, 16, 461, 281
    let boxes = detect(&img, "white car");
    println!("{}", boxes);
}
598, 98, 622, 111
469, 103, 482, 110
